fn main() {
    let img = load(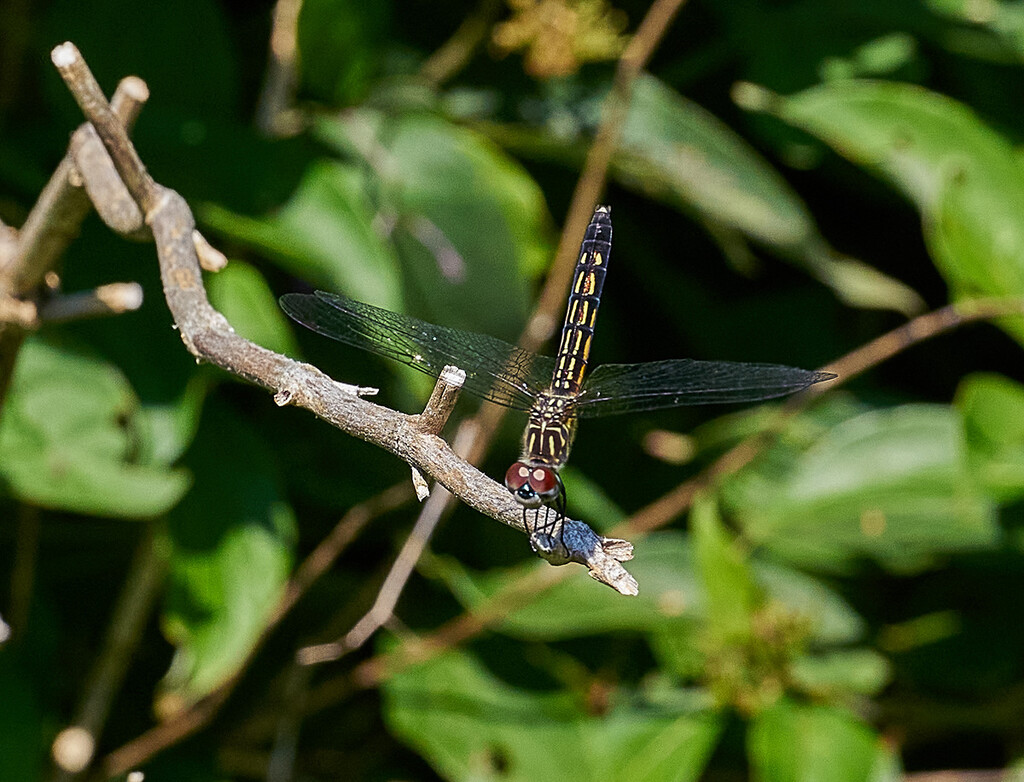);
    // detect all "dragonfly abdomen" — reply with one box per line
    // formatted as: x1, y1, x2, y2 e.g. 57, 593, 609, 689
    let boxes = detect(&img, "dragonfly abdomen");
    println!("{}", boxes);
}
550, 206, 612, 397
